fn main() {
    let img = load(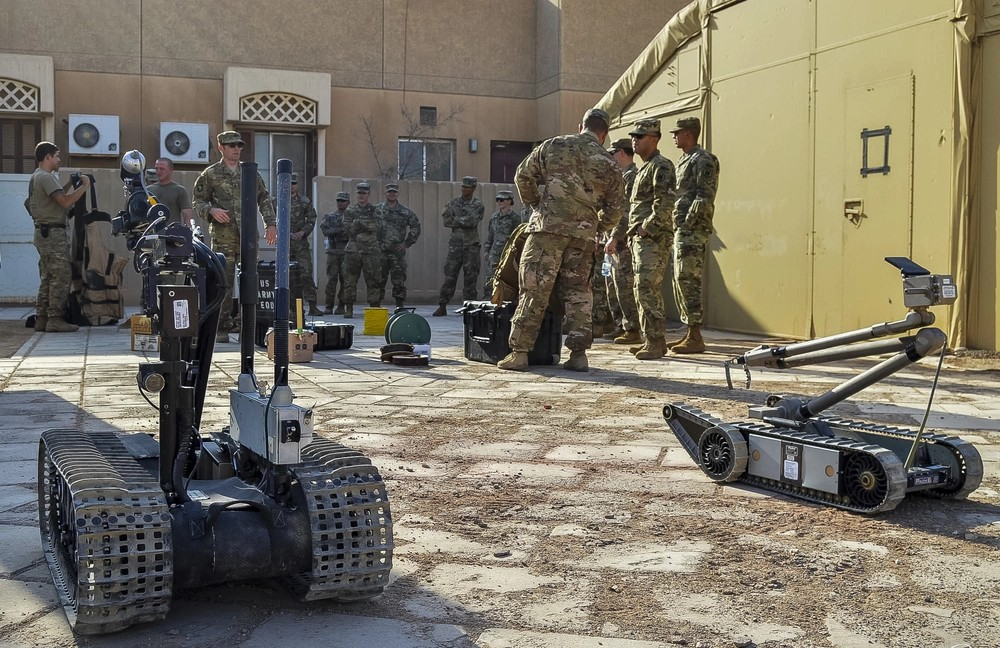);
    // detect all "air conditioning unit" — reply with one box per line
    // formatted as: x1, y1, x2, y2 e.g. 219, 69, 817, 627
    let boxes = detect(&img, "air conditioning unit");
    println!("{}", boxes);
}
160, 122, 210, 164
68, 114, 120, 156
